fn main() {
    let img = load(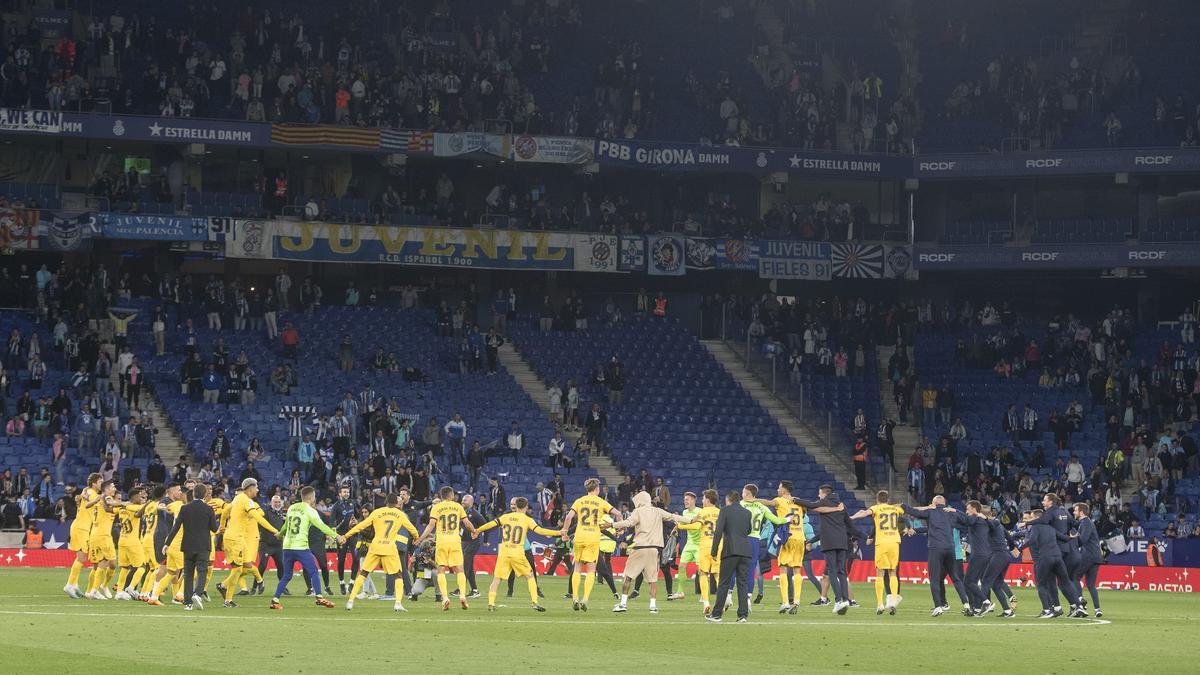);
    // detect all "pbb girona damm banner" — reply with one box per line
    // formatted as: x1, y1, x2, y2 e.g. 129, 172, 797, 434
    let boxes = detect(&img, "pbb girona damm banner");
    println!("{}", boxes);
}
1, 549, 1195, 593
